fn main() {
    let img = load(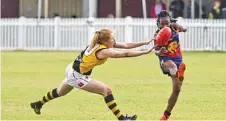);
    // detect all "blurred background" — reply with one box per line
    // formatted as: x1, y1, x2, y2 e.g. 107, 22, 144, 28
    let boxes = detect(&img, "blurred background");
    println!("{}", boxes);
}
1, 0, 226, 19
1, 0, 226, 51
